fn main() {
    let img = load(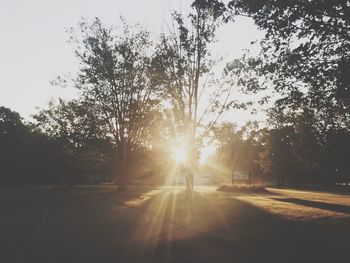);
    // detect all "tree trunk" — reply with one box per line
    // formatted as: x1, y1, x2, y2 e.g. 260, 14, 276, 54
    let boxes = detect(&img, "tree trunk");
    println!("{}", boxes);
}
115, 139, 128, 191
